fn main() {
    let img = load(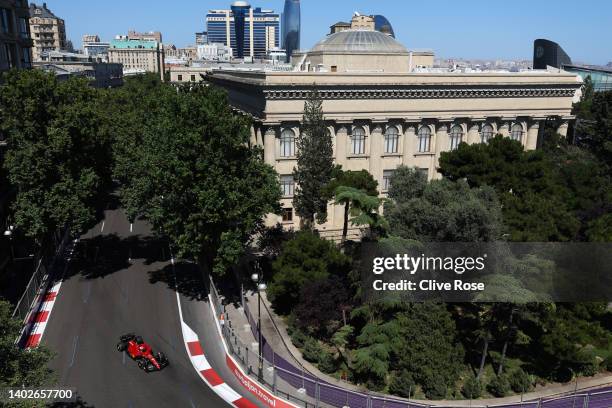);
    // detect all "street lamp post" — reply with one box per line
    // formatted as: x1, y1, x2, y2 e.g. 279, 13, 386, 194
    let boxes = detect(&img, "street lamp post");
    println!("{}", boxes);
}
4, 225, 15, 260
251, 262, 267, 382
